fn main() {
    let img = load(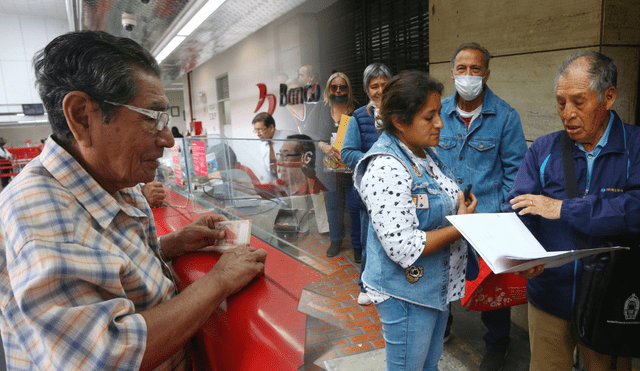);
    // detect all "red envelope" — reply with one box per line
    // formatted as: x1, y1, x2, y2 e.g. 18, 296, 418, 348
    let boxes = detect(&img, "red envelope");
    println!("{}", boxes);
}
462, 257, 528, 311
